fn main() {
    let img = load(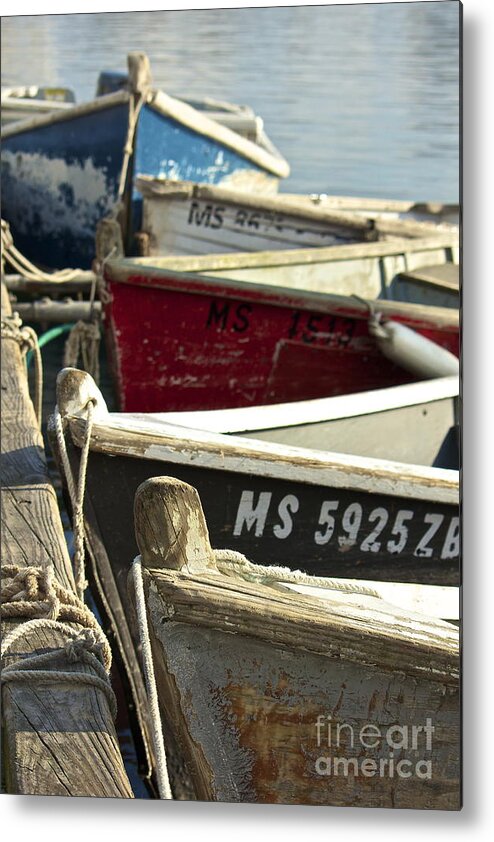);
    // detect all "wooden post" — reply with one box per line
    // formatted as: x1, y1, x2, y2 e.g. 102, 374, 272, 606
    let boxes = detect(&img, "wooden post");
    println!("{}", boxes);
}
127, 52, 152, 96
95, 218, 124, 262
1, 282, 133, 798
134, 477, 216, 573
